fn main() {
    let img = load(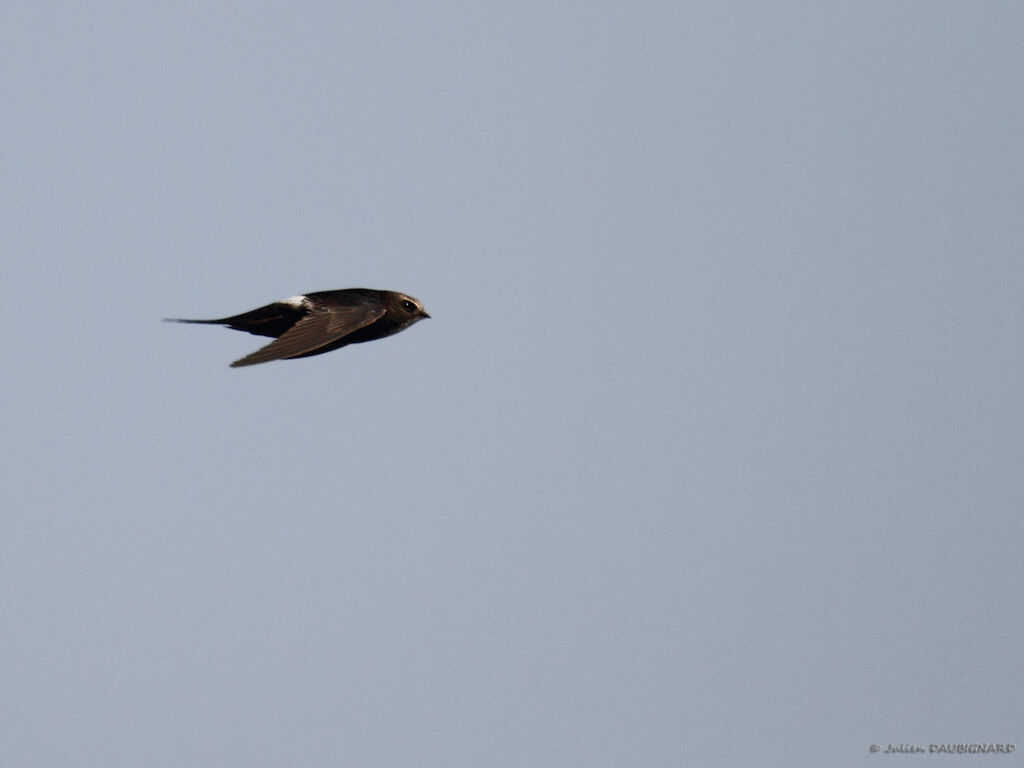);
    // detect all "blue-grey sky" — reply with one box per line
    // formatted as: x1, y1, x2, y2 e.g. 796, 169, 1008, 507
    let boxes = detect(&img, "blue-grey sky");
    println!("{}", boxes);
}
3, 2, 1022, 766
